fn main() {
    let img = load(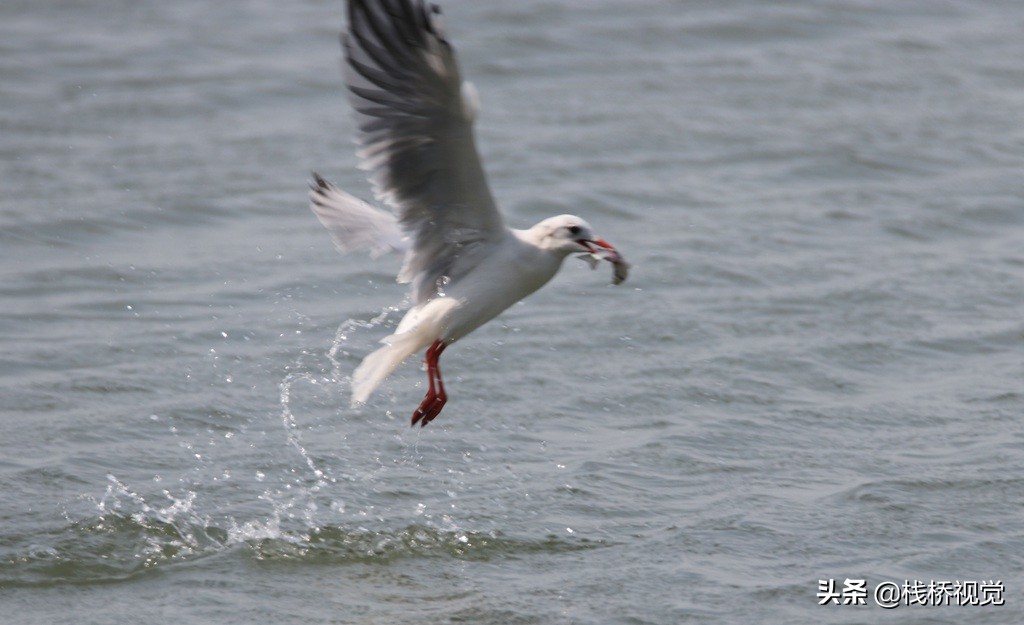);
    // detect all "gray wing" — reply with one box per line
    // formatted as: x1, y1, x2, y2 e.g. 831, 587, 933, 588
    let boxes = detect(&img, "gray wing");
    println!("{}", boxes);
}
345, 0, 505, 304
